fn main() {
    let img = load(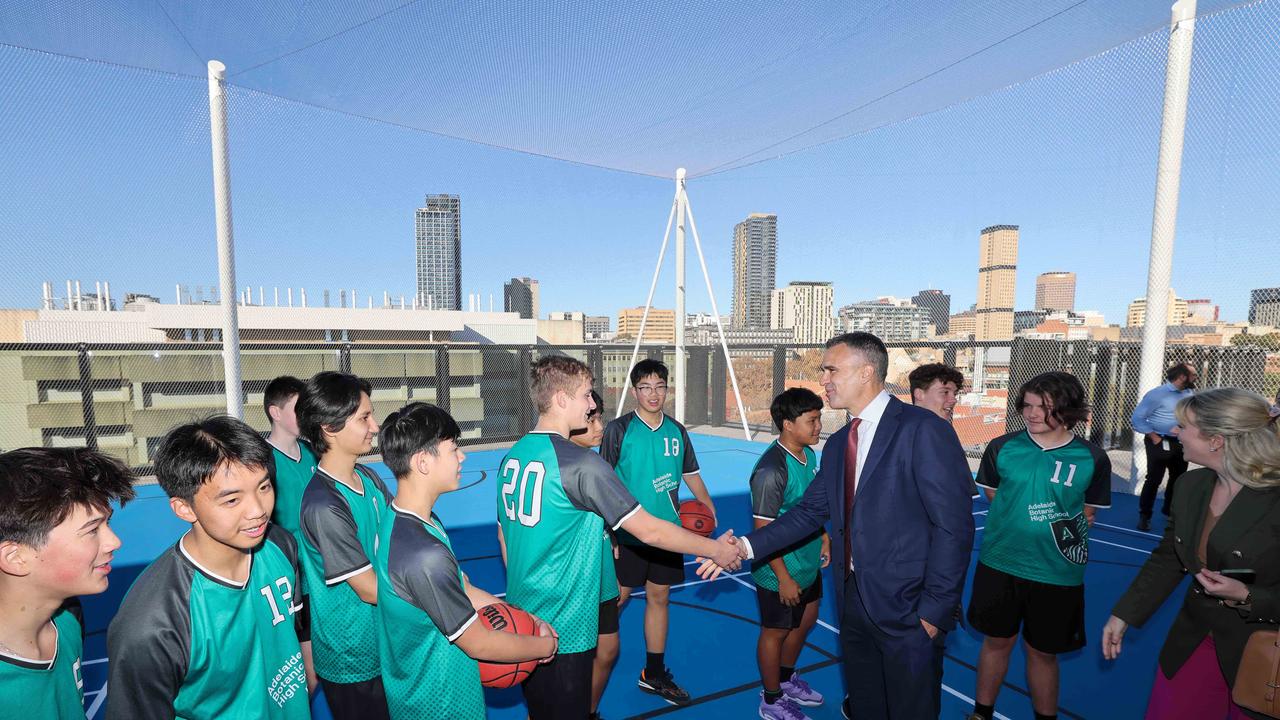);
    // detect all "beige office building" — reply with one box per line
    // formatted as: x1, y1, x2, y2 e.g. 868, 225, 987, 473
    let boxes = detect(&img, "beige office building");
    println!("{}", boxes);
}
1035, 271, 1076, 313
1127, 289, 1189, 328
975, 225, 1019, 340
770, 281, 835, 344
617, 307, 676, 343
